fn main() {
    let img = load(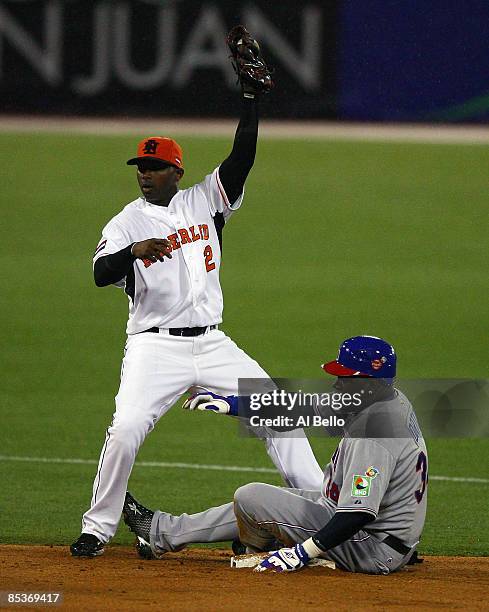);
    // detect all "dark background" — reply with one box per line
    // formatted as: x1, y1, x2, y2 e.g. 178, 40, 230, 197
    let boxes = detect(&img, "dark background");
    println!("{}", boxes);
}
1, 0, 489, 121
